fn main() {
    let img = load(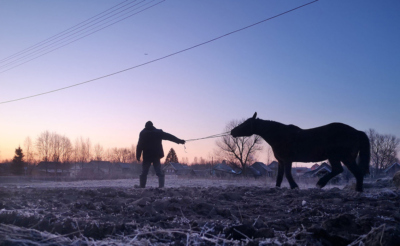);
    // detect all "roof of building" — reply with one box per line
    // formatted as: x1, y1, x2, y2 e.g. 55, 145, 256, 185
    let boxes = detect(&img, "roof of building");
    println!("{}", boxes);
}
213, 163, 238, 174
252, 162, 273, 172
248, 166, 261, 176
267, 161, 279, 169
293, 167, 310, 173
83, 161, 113, 169
384, 162, 400, 173
303, 162, 331, 177
36, 162, 63, 169
310, 164, 320, 170
164, 162, 186, 170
